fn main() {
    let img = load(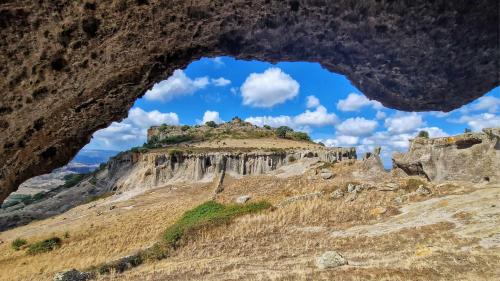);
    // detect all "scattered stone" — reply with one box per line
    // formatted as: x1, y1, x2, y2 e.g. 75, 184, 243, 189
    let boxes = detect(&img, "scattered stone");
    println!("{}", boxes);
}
416, 185, 431, 196
370, 206, 387, 216
394, 196, 405, 205
315, 251, 348, 269
320, 171, 333, 180
278, 192, 323, 207
330, 189, 344, 199
96, 211, 103, 216
53, 269, 93, 281
378, 182, 399, 191
87, 204, 96, 209
109, 205, 116, 210
235, 195, 251, 204
344, 190, 357, 202
347, 183, 356, 193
